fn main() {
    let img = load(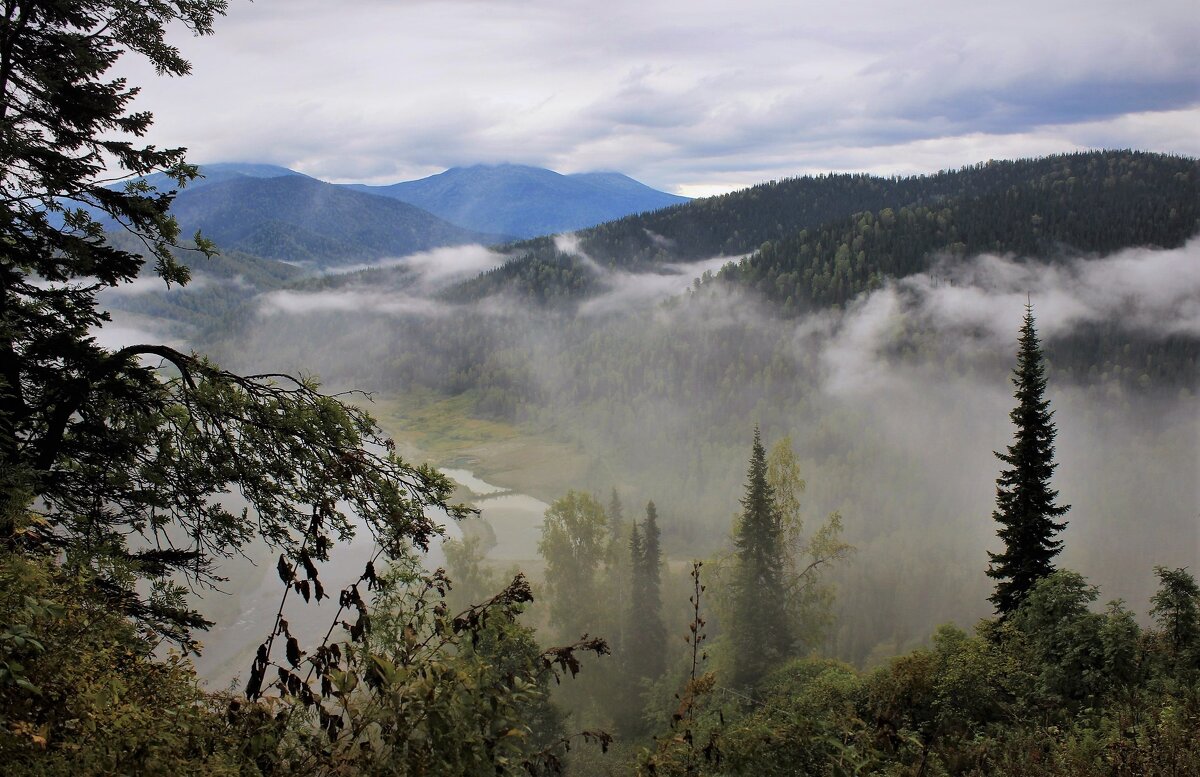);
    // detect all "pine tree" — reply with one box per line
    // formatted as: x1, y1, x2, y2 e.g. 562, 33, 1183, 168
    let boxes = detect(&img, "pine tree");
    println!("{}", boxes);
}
617, 501, 668, 735
640, 501, 666, 680
729, 427, 791, 687
616, 518, 648, 736
987, 305, 1070, 616
627, 519, 646, 641
608, 488, 626, 539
